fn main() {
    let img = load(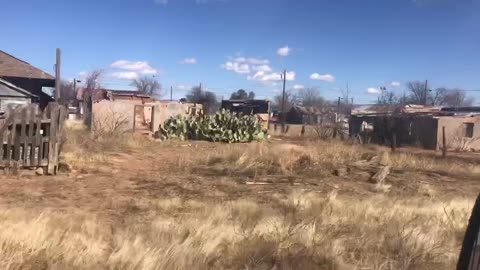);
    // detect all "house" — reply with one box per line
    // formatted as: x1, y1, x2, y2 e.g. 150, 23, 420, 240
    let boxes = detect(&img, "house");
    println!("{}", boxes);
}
0, 50, 55, 108
0, 78, 38, 113
220, 99, 271, 125
350, 104, 480, 151
82, 88, 202, 135
286, 105, 338, 125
